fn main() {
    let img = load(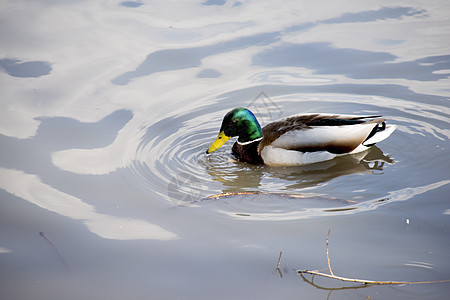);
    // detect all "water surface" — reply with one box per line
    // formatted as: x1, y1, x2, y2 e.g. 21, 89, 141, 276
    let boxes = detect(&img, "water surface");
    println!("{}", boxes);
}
1, 1, 449, 299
